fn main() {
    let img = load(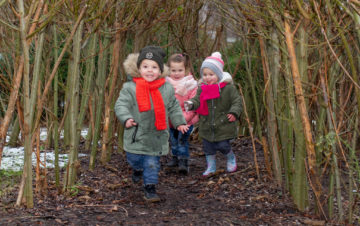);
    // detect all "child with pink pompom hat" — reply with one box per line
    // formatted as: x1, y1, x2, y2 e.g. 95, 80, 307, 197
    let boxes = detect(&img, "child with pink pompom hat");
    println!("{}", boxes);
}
184, 52, 242, 176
